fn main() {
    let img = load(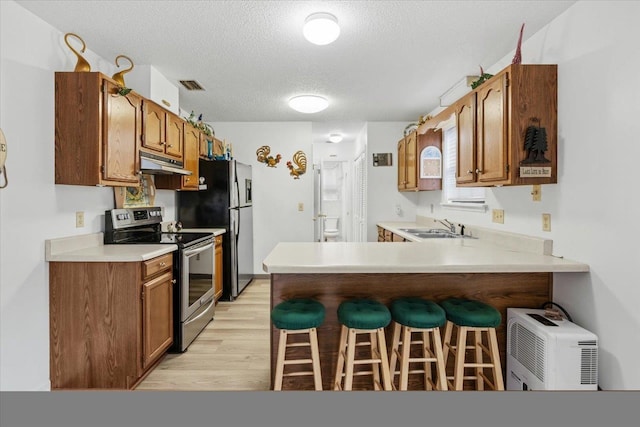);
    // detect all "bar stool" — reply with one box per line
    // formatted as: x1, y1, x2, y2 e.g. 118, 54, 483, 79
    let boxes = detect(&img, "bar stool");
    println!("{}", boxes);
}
271, 298, 325, 390
333, 299, 392, 391
388, 297, 448, 391
440, 298, 504, 391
